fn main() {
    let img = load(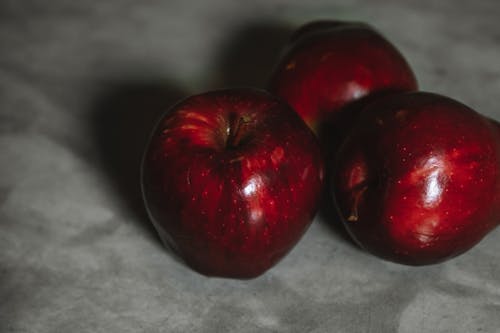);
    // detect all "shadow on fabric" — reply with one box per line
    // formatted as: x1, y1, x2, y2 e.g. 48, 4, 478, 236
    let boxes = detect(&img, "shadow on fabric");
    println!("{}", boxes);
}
90, 79, 186, 244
